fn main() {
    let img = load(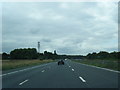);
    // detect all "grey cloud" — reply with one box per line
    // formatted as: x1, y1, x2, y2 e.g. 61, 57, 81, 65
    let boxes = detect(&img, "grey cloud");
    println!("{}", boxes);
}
2, 2, 118, 55
41, 38, 52, 43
